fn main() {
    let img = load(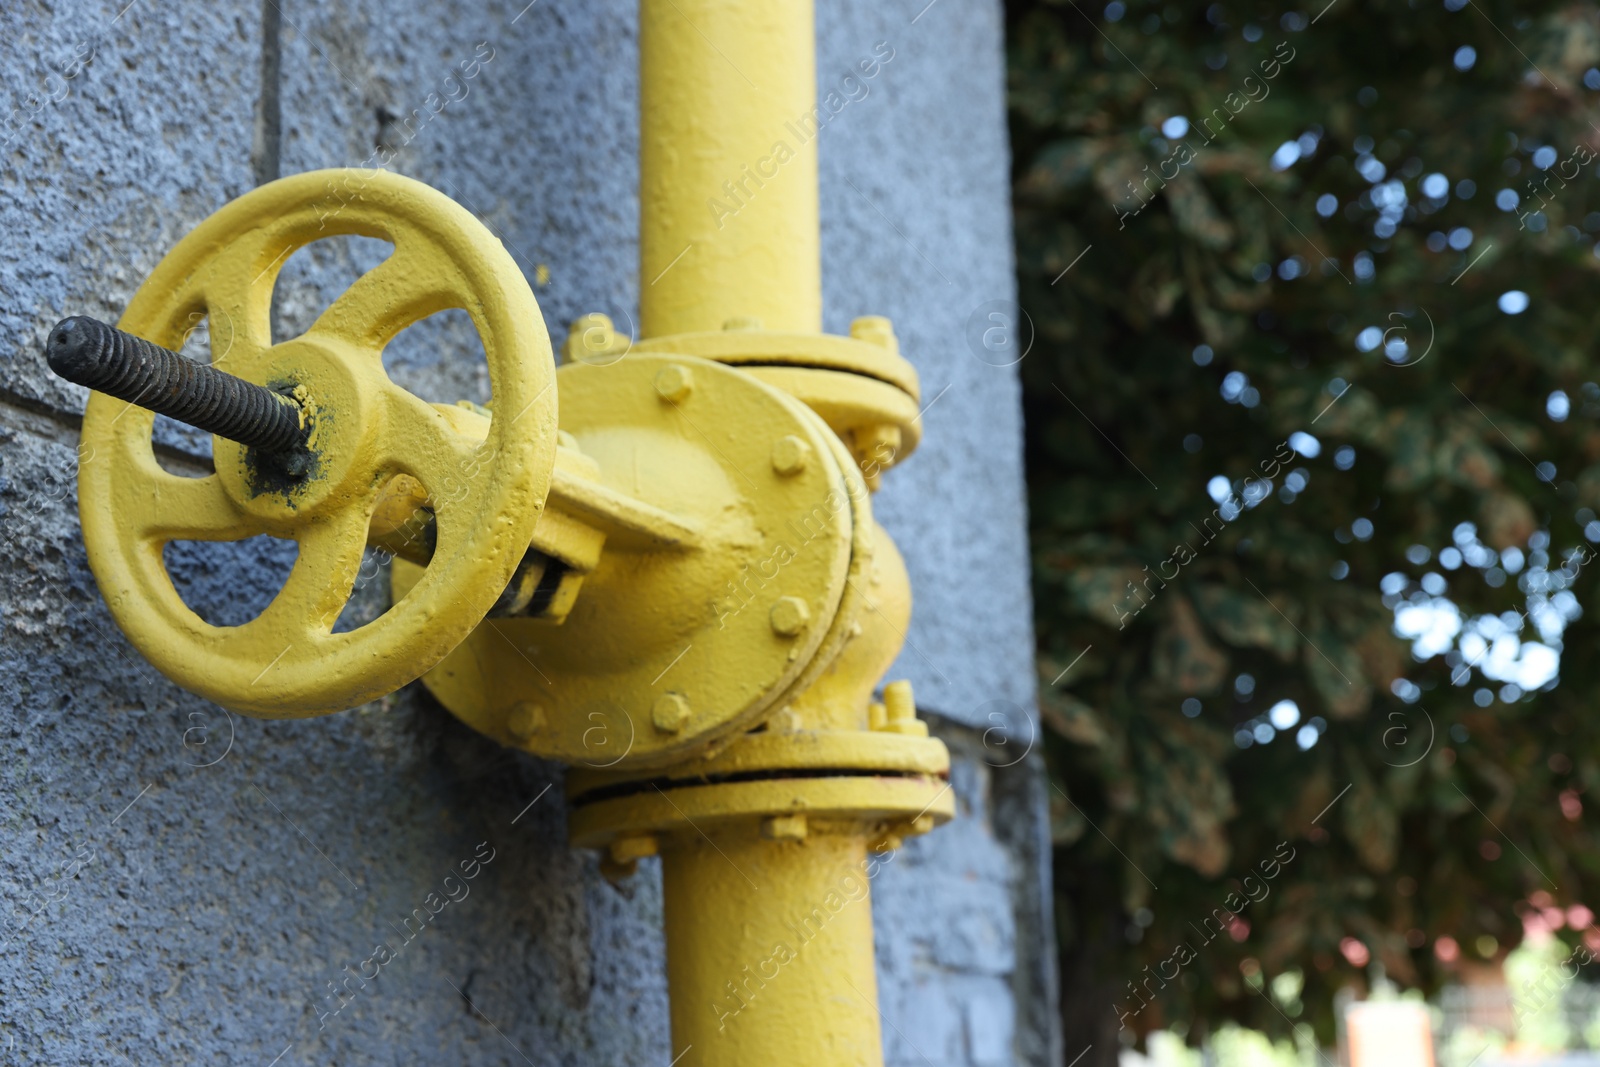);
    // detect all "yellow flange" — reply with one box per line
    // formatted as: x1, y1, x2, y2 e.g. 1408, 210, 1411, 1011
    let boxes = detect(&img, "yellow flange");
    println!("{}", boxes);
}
405, 353, 869, 767
78, 169, 558, 716
567, 726, 954, 856
574, 727, 950, 785
568, 516, 950, 860
634, 325, 918, 398
570, 774, 953, 854
633, 321, 922, 482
